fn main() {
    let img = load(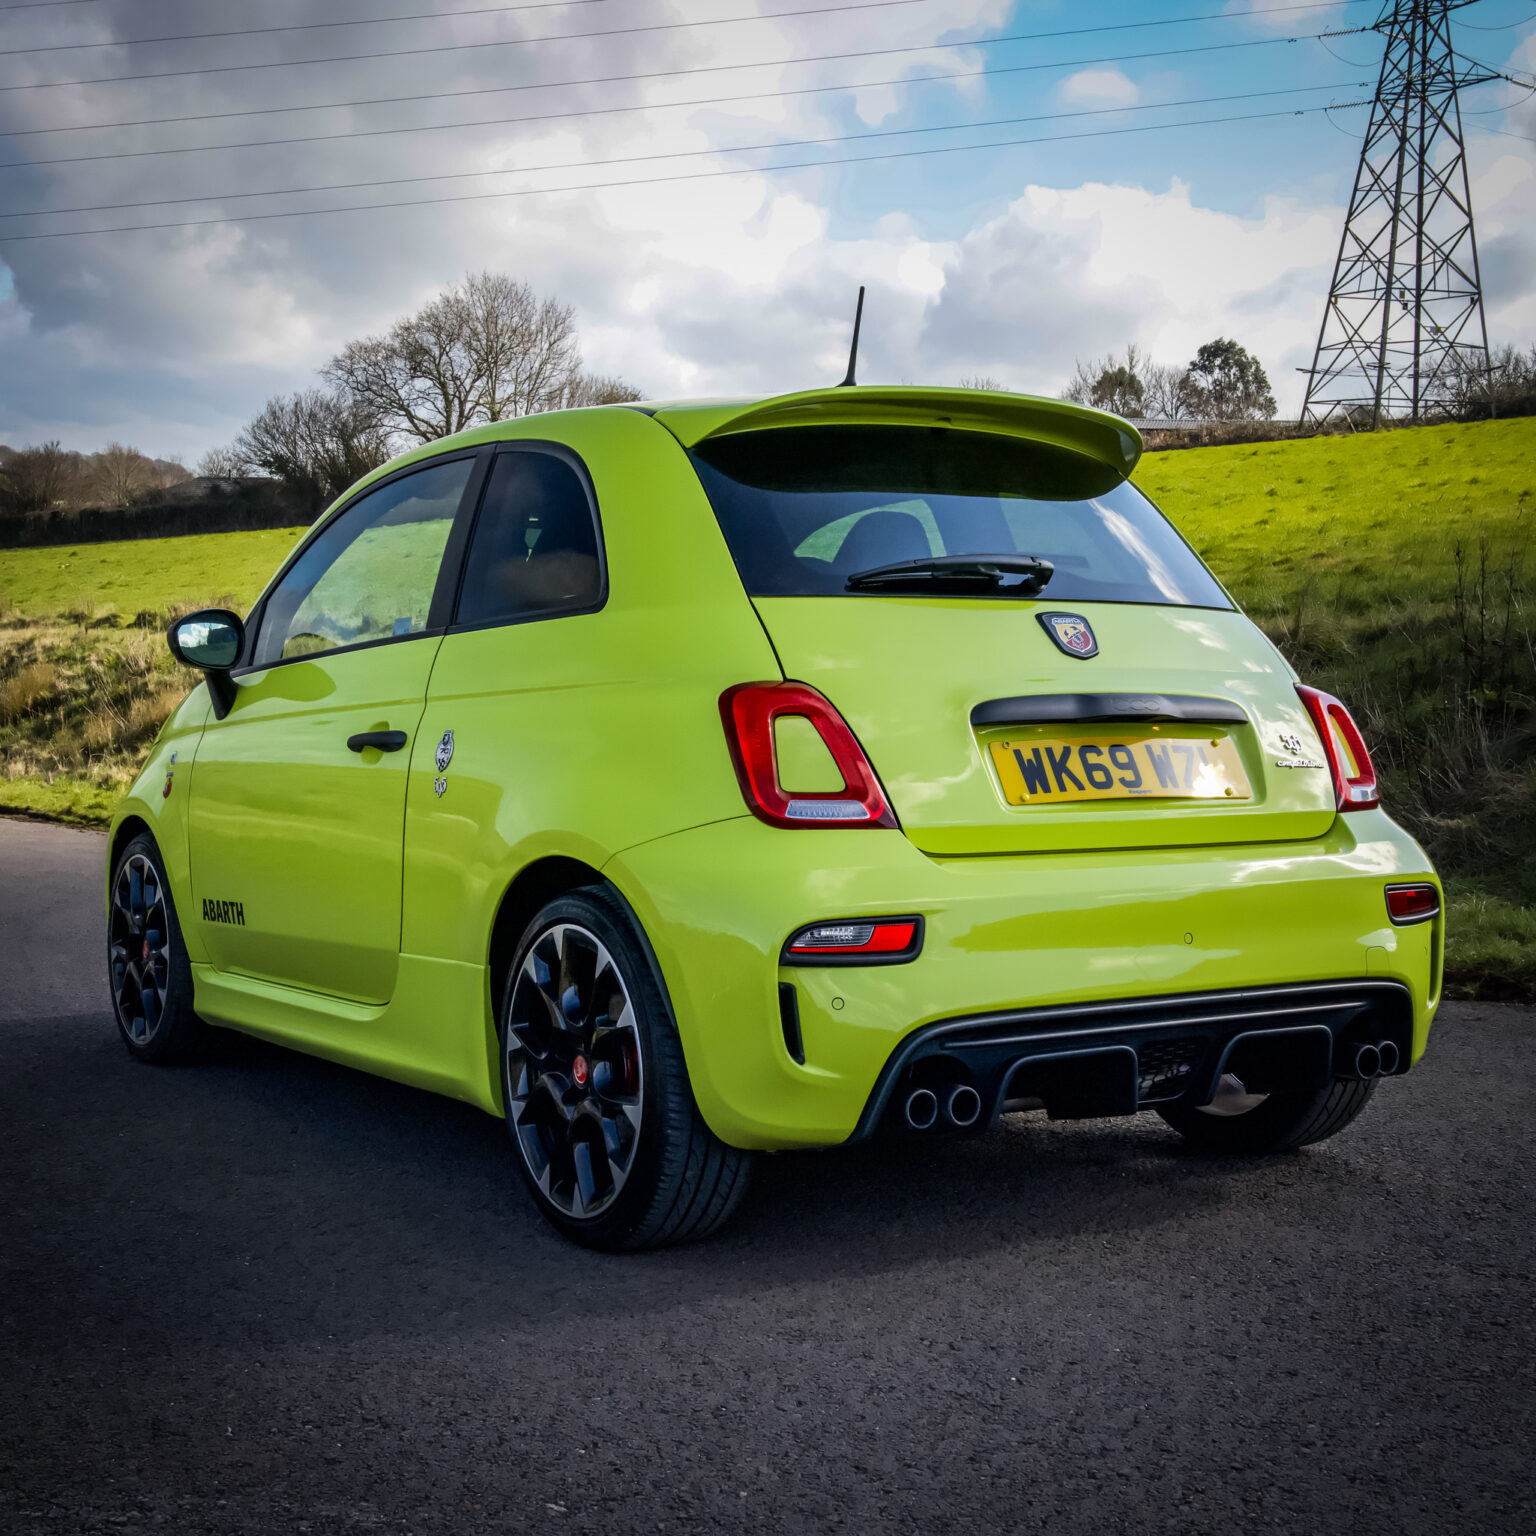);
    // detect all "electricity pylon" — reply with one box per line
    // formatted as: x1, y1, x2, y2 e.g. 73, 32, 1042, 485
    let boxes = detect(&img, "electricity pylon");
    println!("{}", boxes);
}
1300, 0, 1498, 428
